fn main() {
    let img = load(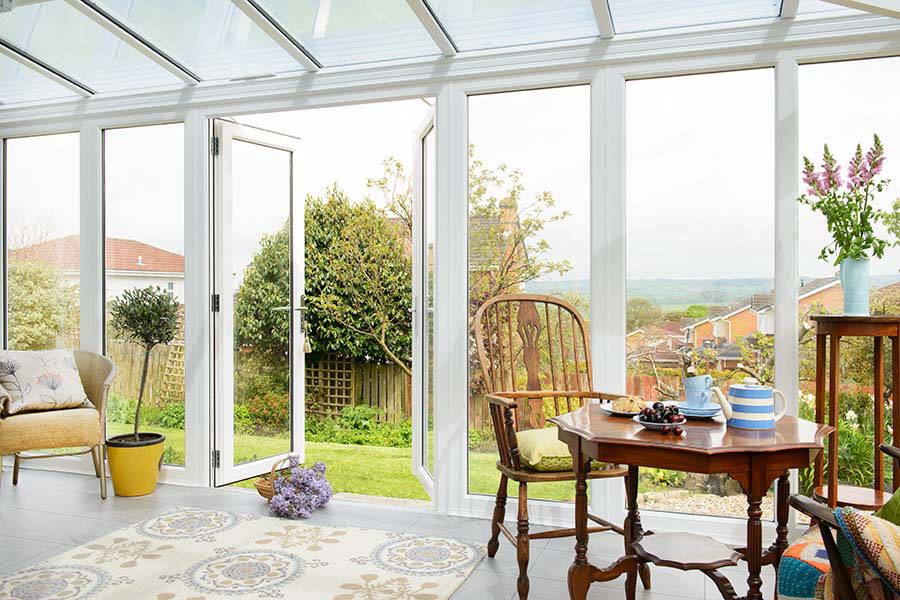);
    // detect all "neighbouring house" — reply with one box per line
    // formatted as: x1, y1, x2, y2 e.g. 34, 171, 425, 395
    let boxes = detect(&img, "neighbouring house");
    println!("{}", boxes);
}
10, 234, 185, 302
626, 319, 692, 367
468, 198, 524, 295
683, 277, 842, 348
